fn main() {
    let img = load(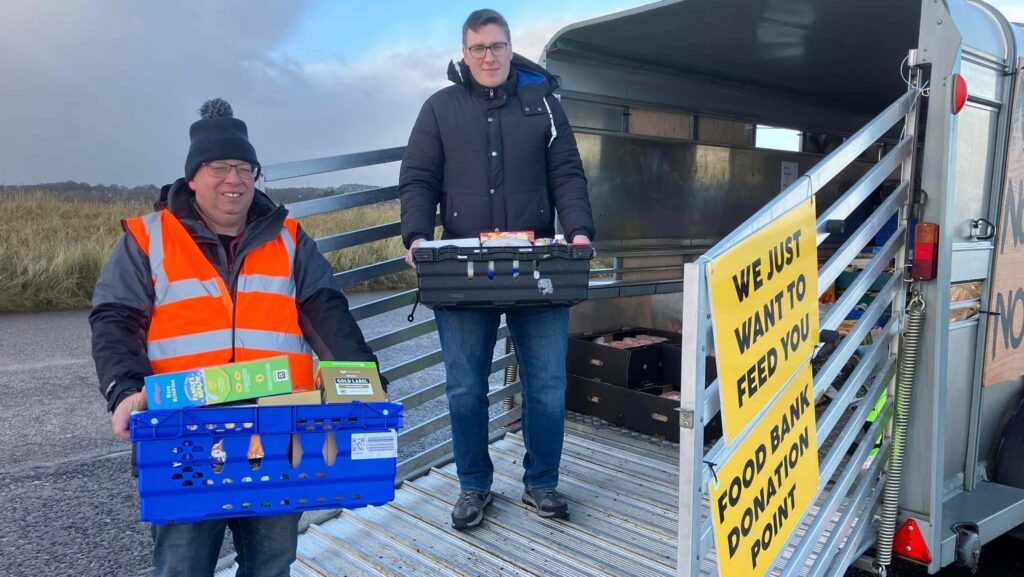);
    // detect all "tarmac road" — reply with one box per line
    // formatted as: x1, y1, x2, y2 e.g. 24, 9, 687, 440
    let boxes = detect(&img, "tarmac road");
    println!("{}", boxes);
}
7, 303, 1014, 577
0, 292, 490, 577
